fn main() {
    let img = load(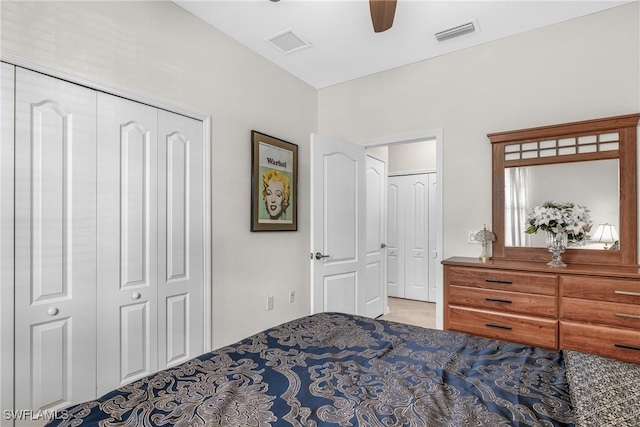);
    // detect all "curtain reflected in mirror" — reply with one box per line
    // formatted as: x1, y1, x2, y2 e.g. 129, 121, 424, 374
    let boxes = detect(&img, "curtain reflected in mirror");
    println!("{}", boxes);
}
504, 159, 619, 250
505, 167, 530, 246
